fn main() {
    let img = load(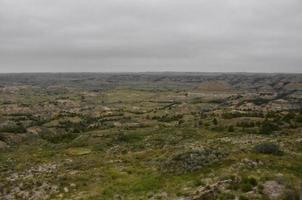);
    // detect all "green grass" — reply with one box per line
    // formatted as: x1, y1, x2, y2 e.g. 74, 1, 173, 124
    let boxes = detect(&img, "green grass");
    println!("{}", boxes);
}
1, 83, 302, 199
